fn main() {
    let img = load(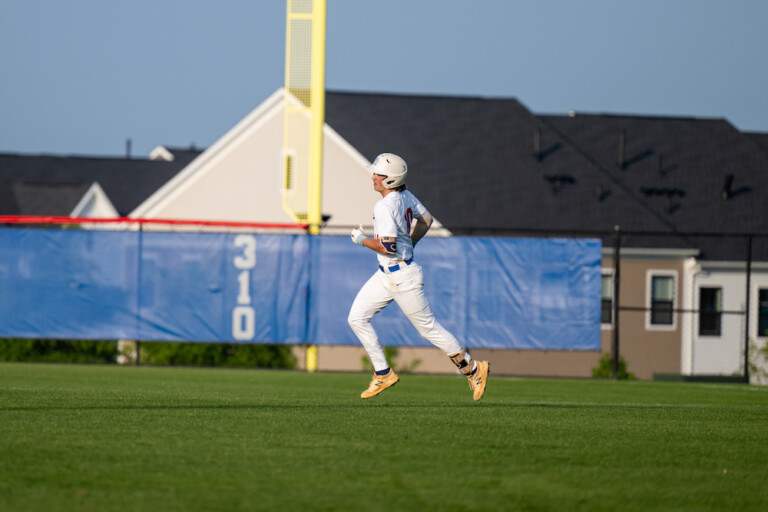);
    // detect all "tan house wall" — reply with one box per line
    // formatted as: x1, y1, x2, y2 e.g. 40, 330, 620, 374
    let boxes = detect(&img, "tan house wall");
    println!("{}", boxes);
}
605, 257, 684, 380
